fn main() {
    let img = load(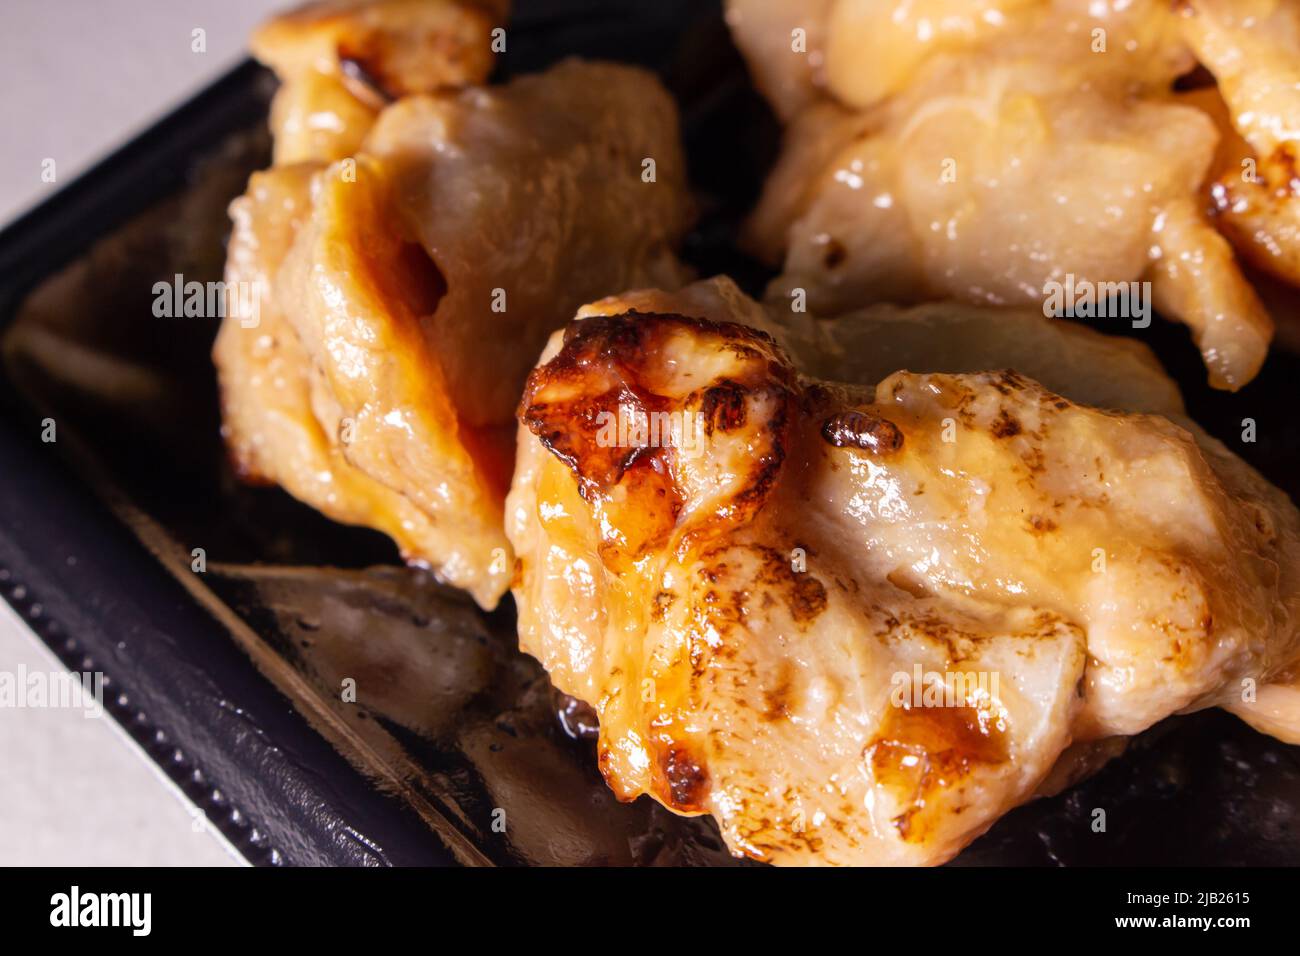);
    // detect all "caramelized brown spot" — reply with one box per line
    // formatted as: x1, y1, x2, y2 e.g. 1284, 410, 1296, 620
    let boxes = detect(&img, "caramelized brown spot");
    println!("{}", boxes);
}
554, 691, 599, 741
656, 743, 710, 812
699, 382, 749, 433
821, 410, 903, 454
866, 701, 1008, 842
1271, 144, 1300, 197
521, 312, 791, 493
1028, 514, 1057, 534
789, 575, 828, 624
652, 589, 676, 622
519, 312, 798, 563
763, 662, 795, 721
746, 546, 830, 628
990, 408, 1022, 439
